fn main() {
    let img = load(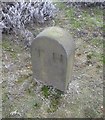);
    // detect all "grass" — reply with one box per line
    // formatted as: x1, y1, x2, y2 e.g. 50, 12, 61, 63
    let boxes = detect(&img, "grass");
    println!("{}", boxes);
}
47, 98, 59, 113
41, 85, 63, 98
48, 91, 62, 112
55, 2, 66, 10
2, 39, 18, 59
41, 85, 50, 98
85, 50, 103, 65
100, 54, 105, 64
91, 38, 103, 47
41, 85, 63, 112
55, 2, 103, 30
2, 40, 13, 52
2, 34, 23, 59
92, 52, 103, 62
2, 93, 9, 103
2, 35, 12, 50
